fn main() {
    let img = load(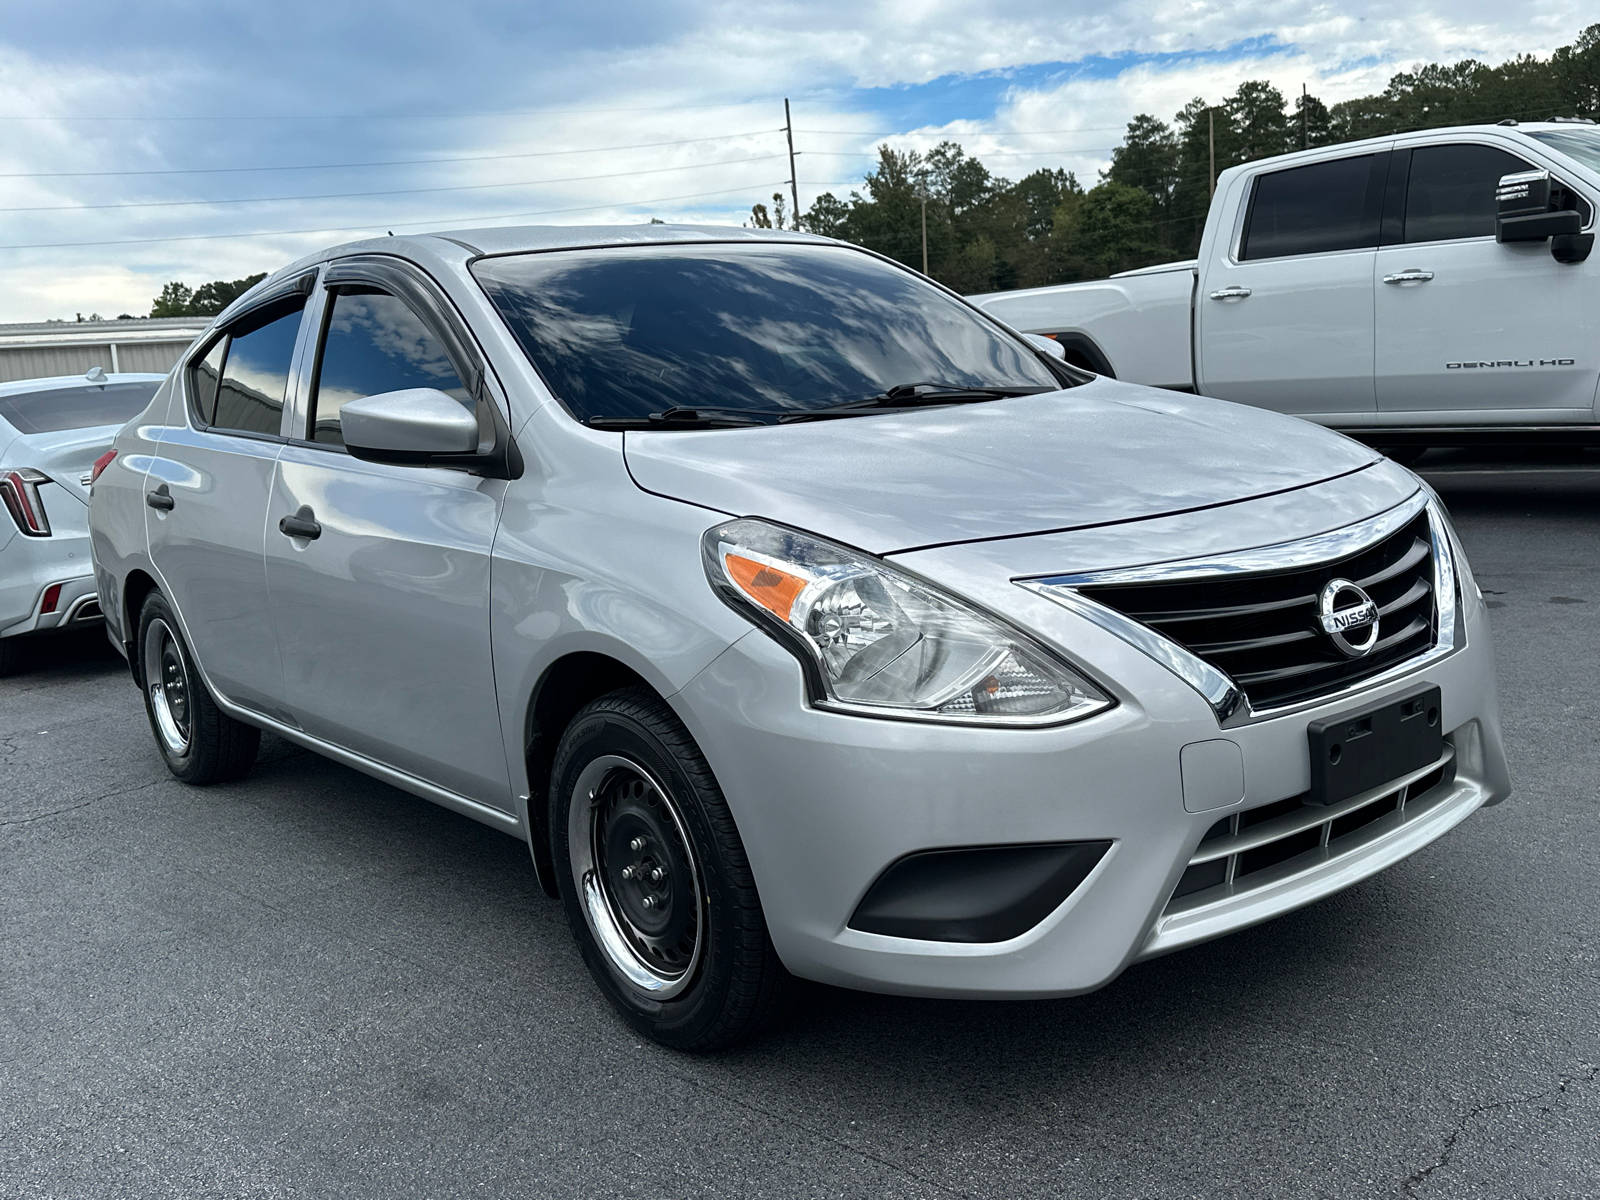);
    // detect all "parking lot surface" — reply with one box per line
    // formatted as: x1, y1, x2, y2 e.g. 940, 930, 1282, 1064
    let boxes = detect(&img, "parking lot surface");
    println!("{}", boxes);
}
2, 450, 1597, 1199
